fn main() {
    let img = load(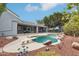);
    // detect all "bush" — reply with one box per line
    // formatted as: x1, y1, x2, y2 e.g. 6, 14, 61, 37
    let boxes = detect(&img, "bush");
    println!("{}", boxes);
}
63, 15, 79, 36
